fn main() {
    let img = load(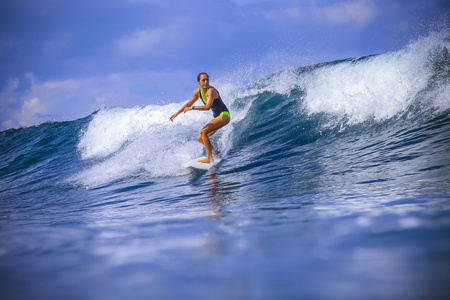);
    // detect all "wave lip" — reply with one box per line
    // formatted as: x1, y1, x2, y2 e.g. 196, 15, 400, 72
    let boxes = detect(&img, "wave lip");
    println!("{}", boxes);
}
292, 32, 449, 126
